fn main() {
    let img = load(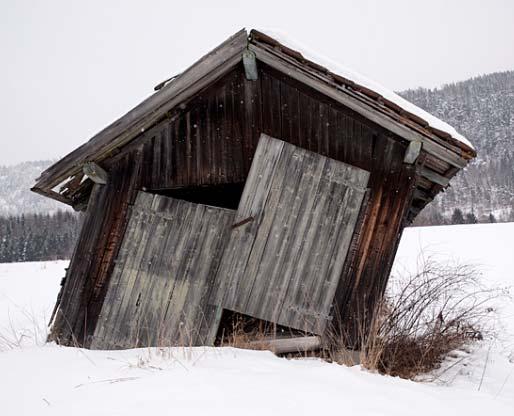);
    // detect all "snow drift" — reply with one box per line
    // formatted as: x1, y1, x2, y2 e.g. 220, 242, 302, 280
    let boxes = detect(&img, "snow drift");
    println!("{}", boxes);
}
0, 223, 513, 415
